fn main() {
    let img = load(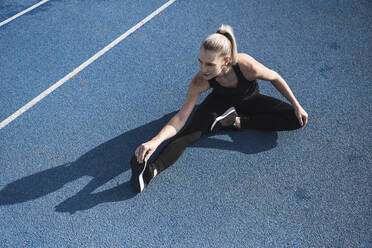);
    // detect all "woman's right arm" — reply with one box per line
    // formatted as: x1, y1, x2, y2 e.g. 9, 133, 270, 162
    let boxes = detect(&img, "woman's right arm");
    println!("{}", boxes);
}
135, 73, 209, 163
